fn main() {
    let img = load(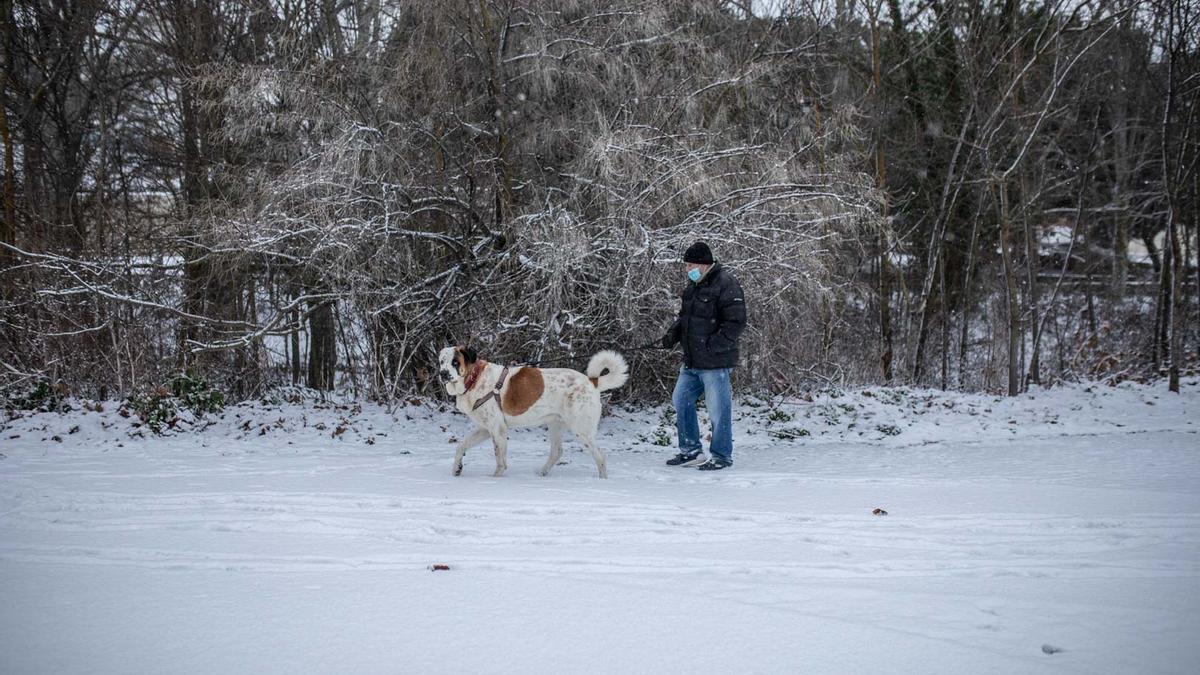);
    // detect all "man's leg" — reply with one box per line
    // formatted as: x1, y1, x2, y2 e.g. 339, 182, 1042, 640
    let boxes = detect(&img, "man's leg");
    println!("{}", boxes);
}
699, 368, 733, 463
672, 367, 704, 456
